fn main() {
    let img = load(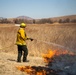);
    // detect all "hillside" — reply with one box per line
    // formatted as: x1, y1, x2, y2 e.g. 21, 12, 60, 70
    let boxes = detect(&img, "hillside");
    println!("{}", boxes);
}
34, 15, 76, 24
50, 15, 76, 21
0, 23, 76, 55
1, 15, 76, 24
16, 16, 33, 20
